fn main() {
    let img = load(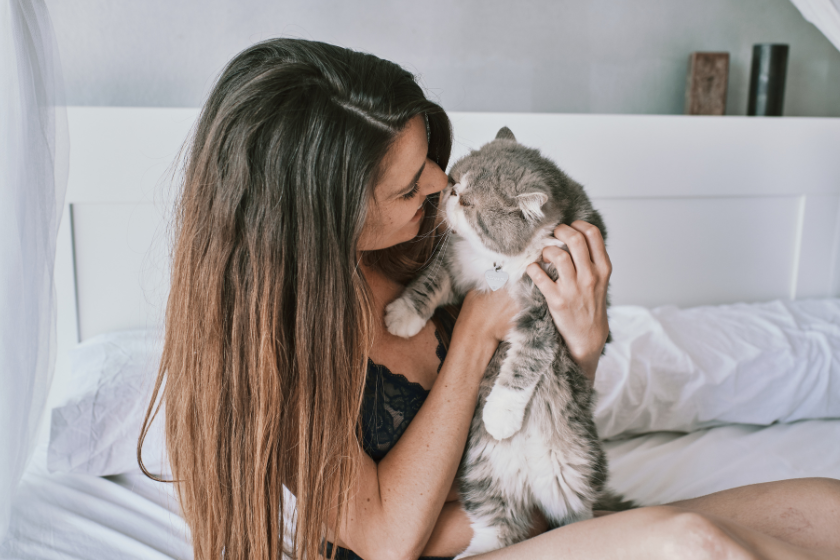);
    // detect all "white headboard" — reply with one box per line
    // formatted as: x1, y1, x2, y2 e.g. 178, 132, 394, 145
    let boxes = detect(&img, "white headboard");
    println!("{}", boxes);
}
53, 108, 840, 386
